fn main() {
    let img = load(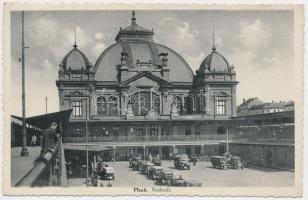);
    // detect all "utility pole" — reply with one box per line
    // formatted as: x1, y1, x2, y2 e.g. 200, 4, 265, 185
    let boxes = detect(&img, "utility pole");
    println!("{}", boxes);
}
45, 96, 48, 114
20, 11, 29, 156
